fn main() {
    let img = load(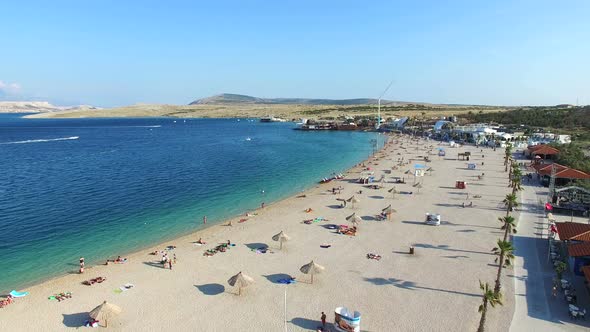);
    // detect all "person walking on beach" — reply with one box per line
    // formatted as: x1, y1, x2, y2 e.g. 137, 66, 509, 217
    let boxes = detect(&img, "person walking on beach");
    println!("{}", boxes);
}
169, 257, 173, 270
79, 257, 85, 274
321, 312, 326, 330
